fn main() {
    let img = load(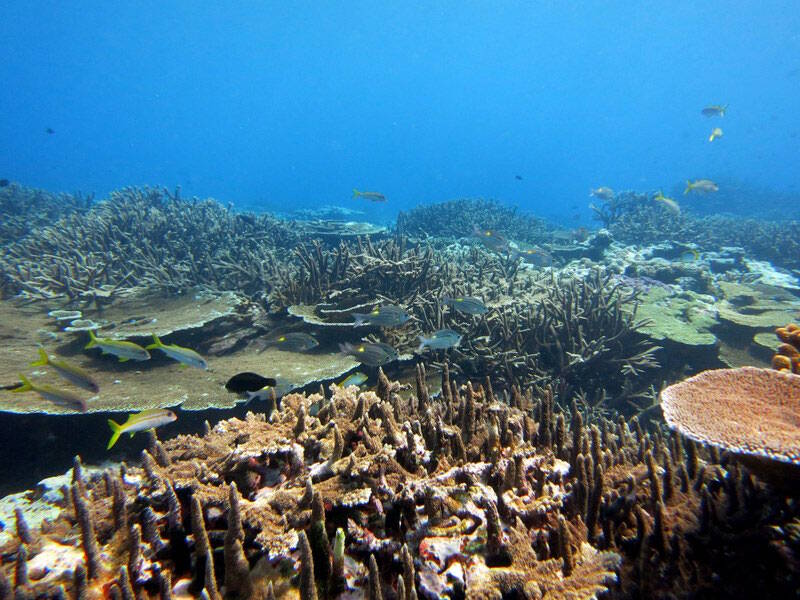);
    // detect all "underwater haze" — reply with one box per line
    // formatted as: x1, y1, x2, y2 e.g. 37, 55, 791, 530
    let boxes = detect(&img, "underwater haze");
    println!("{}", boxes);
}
1, 2, 799, 223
